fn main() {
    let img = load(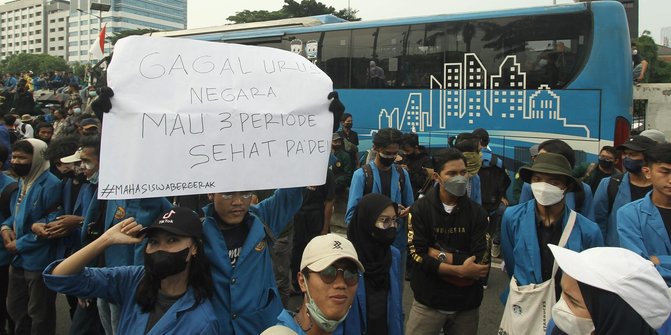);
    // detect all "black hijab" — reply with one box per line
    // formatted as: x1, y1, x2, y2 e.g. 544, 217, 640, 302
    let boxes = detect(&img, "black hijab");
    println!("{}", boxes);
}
347, 193, 397, 335
552, 282, 657, 335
